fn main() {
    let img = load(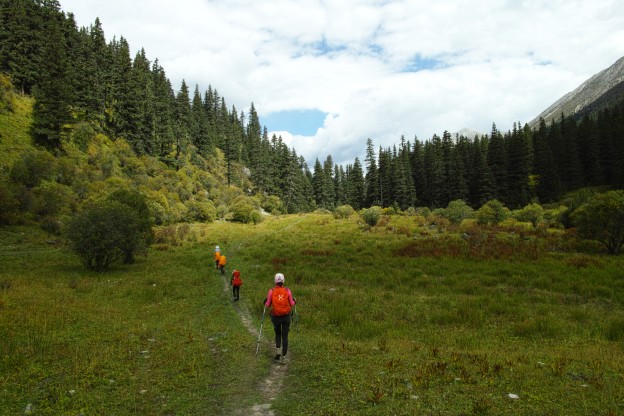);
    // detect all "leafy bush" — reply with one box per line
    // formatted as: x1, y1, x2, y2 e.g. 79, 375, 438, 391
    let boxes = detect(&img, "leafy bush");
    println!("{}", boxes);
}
362, 206, 382, 226
185, 200, 216, 223
231, 201, 255, 223
250, 210, 263, 224
66, 190, 154, 270
107, 189, 154, 264
443, 199, 474, 224
513, 203, 544, 227
262, 195, 285, 215
66, 200, 137, 271
334, 204, 355, 219
10, 149, 56, 188
476, 200, 509, 225
30, 180, 76, 218
572, 190, 624, 255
